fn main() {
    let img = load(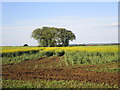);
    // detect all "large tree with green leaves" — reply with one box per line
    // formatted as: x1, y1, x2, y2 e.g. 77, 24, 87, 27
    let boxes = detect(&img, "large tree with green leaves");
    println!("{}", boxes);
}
31, 26, 76, 47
